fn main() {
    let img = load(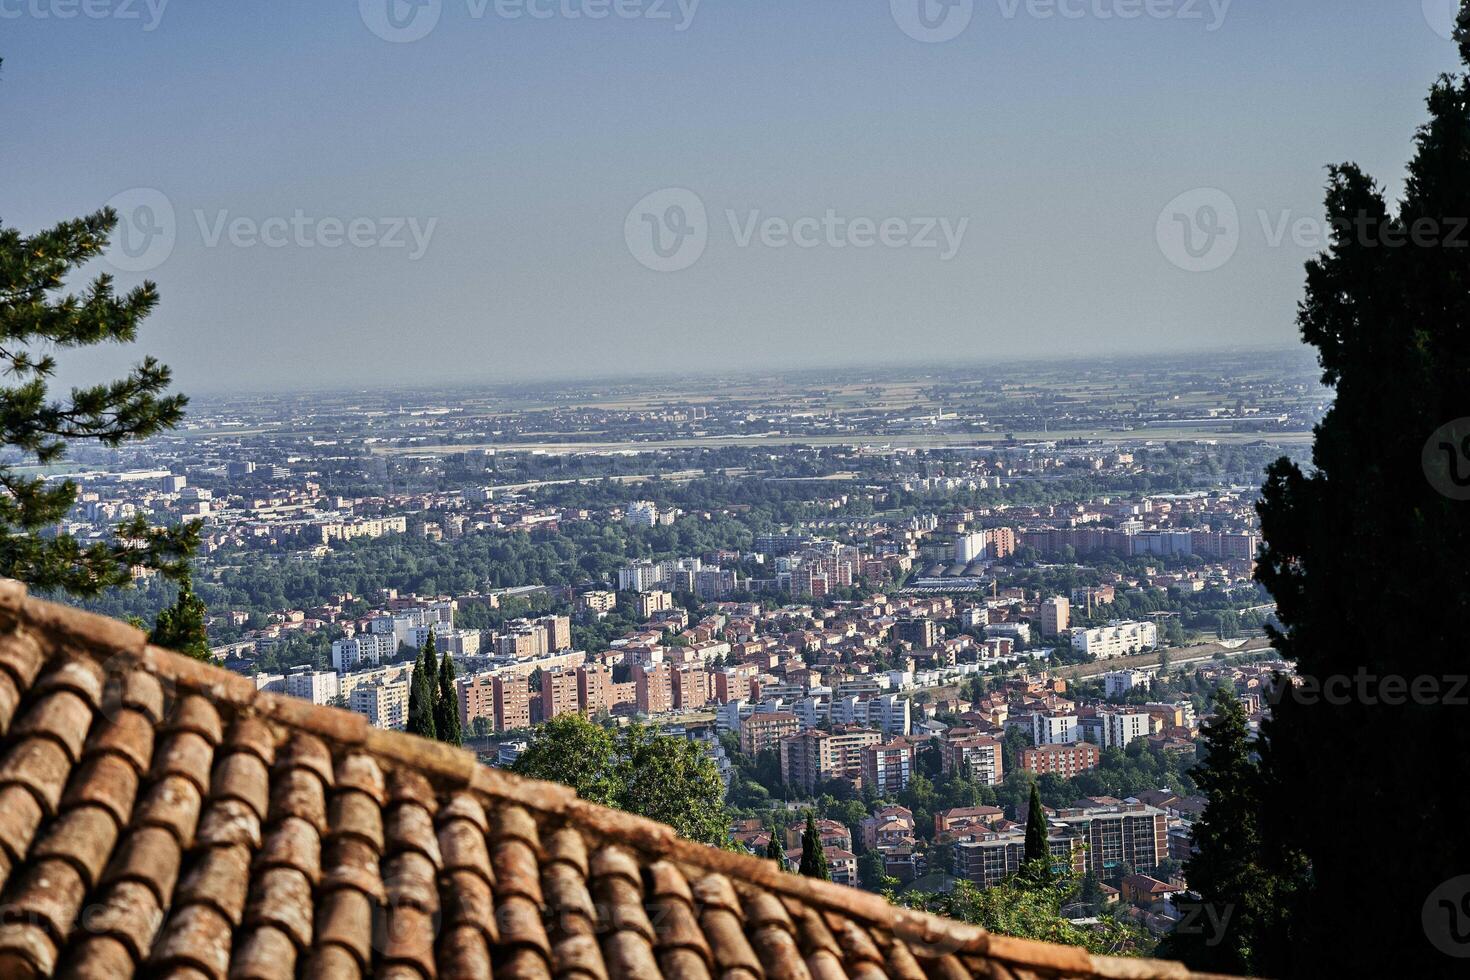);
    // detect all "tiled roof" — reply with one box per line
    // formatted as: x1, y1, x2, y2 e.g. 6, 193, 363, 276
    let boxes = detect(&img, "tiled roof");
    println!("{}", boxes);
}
0, 581, 1233, 980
